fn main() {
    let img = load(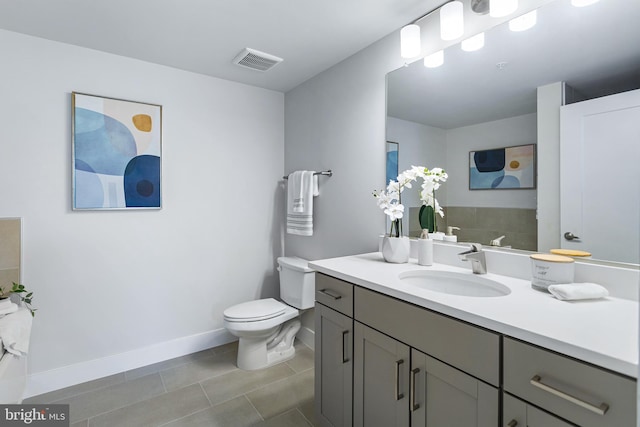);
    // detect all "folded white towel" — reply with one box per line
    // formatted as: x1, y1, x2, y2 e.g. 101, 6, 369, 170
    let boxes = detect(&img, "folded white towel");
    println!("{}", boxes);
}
0, 302, 18, 316
287, 171, 317, 236
0, 307, 33, 356
548, 283, 609, 301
